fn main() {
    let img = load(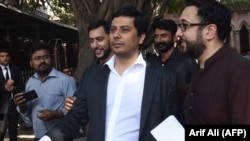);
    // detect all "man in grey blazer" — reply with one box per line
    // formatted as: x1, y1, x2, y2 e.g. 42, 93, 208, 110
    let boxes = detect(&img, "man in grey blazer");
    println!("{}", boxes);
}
40, 5, 178, 141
